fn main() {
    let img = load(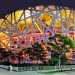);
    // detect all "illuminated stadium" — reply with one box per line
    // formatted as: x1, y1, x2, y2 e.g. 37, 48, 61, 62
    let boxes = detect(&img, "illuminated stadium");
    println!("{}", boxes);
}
0, 6, 75, 49
0, 0, 75, 64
